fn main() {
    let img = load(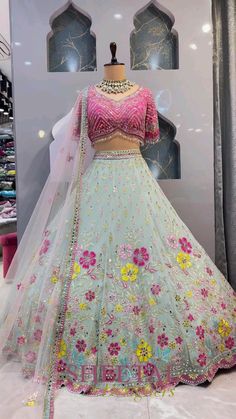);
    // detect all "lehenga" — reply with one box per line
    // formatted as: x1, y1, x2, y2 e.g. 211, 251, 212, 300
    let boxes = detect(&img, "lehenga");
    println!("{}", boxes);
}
0, 84, 235, 419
